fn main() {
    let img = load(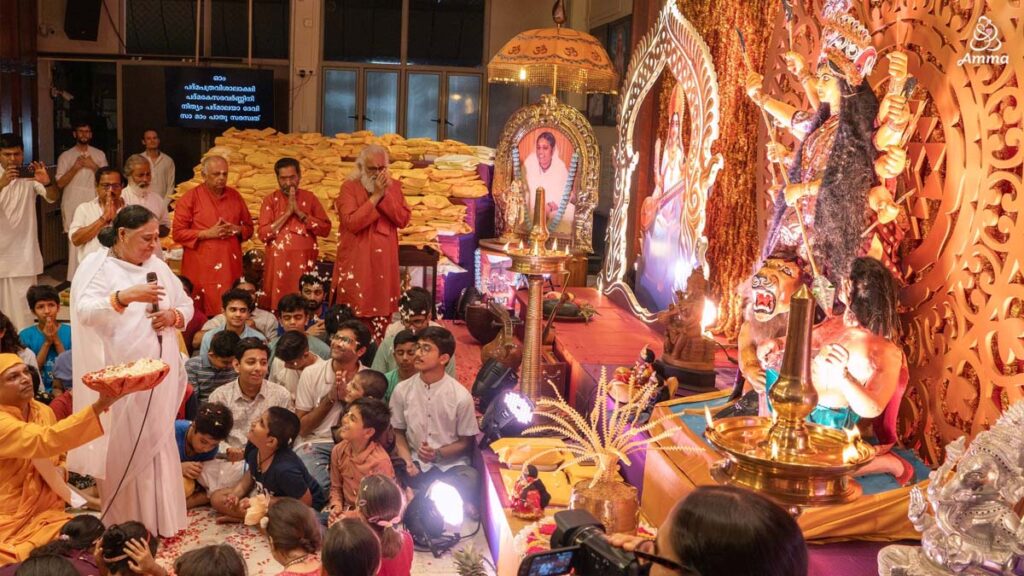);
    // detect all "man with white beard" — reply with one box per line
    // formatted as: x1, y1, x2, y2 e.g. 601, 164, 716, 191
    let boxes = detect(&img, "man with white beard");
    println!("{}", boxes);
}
122, 154, 171, 237
329, 145, 410, 340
